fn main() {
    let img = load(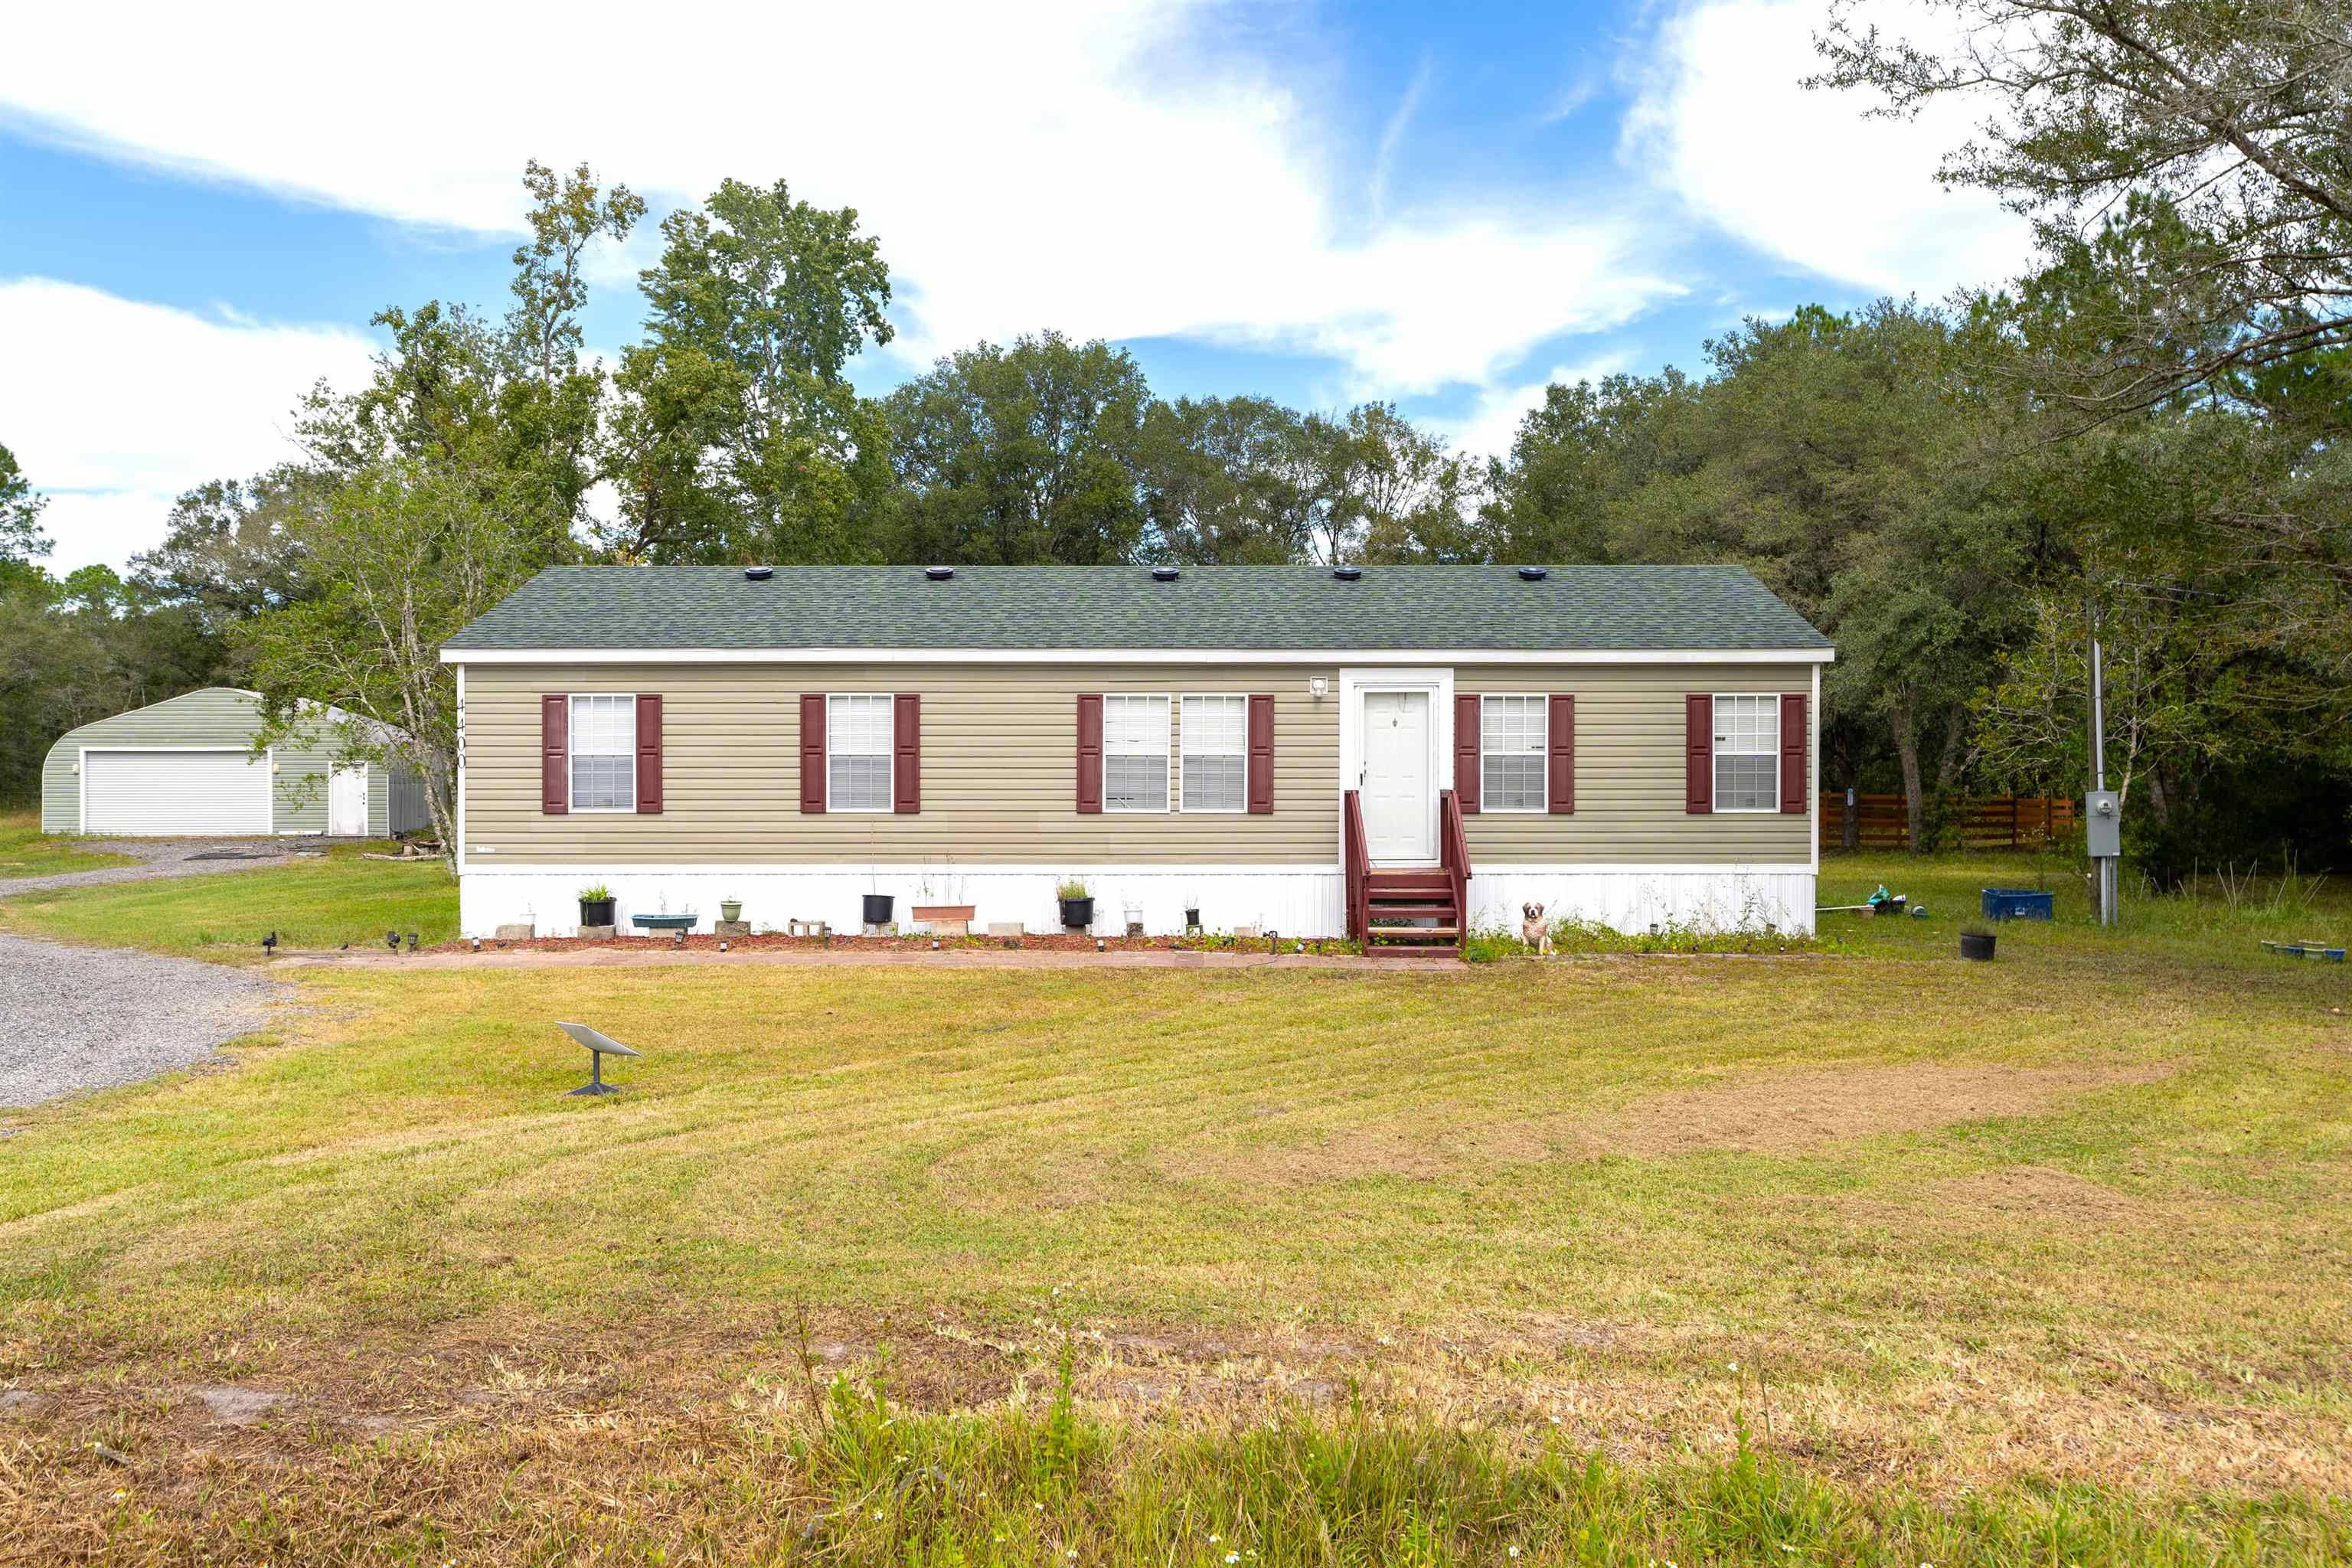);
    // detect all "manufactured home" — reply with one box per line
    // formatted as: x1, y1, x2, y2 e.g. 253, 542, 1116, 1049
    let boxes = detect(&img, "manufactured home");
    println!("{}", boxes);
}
40, 687, 430, 838
437, 565, 1834, 948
